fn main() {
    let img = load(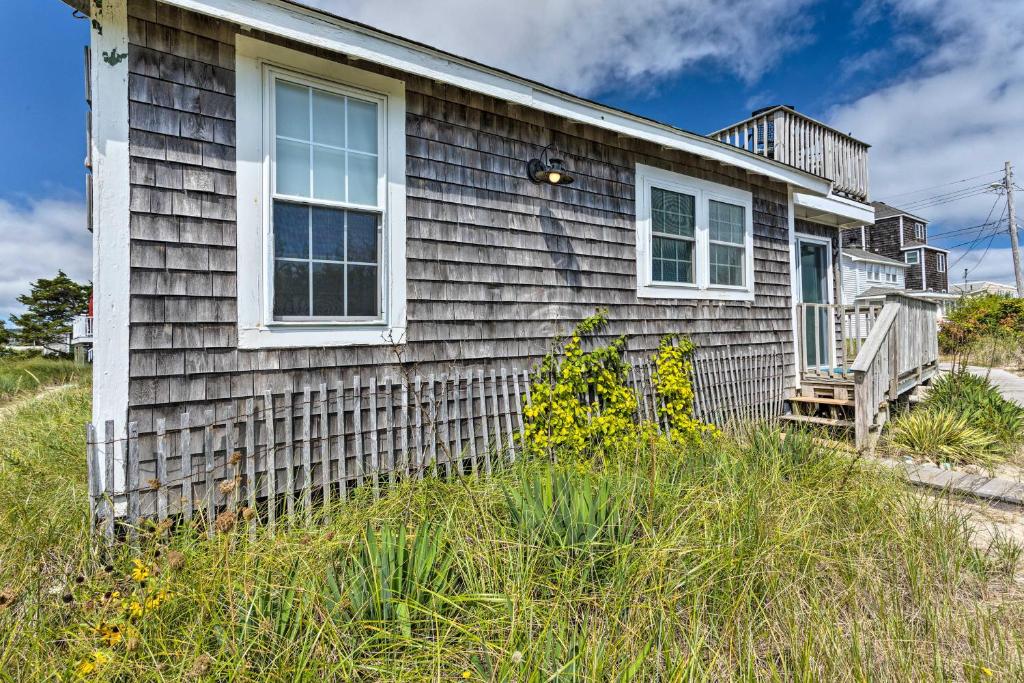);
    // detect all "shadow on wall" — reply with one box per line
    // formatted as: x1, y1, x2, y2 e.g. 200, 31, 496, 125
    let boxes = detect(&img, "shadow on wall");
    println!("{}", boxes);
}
540, 206, 581, 288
